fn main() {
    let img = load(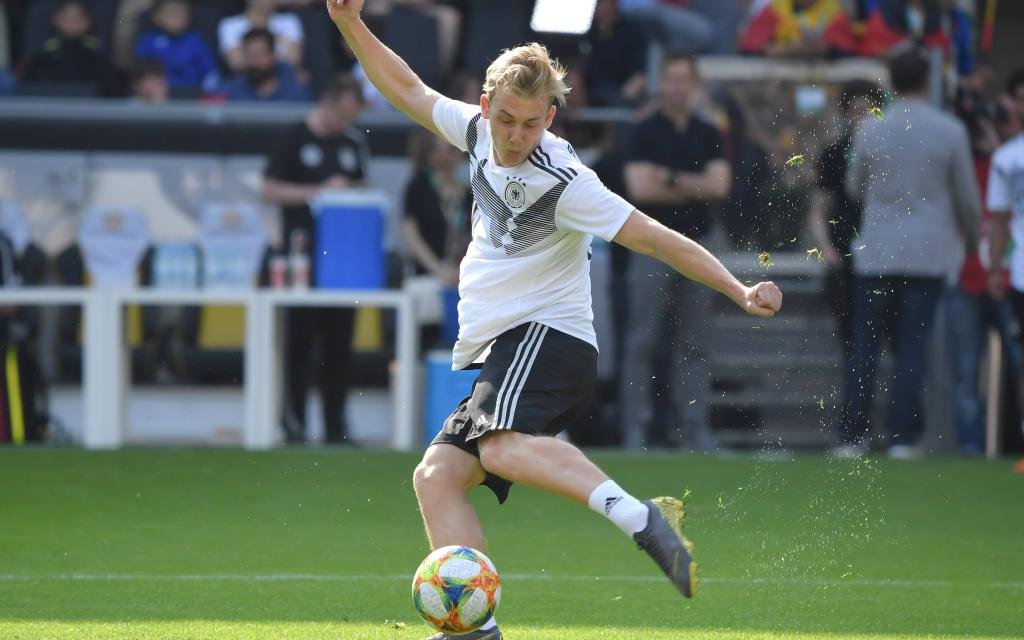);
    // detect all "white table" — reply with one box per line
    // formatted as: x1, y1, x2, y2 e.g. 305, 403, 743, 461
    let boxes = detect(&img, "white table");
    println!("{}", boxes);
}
0, 287, 419, 451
